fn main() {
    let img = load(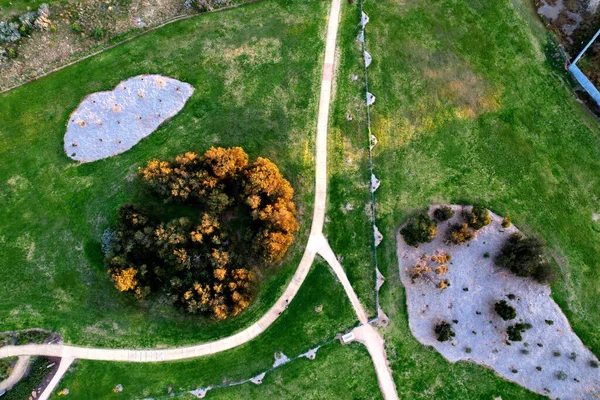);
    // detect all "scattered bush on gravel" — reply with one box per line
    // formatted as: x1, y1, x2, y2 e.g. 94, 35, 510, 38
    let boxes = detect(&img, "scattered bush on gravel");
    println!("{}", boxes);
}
556, 371, 568, 381
590, 360, 599, 368
446, 223, 474, 245
433, 205, 454, 221
507, 323, 532, 342
501, 216, 511, 228
108, 147, 299, 320
494, 300, 517, 321
400, 211, 437, 246
435, 321, 455, 342
495, 233, 558, 284
464, 204, 491, 230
